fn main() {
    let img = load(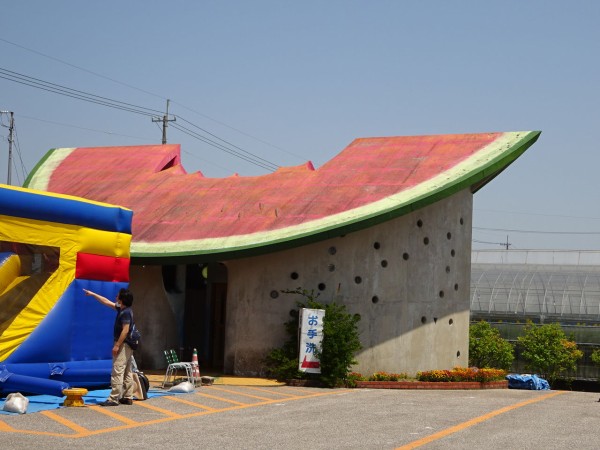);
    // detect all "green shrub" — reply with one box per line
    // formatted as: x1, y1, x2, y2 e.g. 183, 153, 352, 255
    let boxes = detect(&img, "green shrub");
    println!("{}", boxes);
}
517, 321, 583, 385
469, 321, 514, 370
591, 349, 600, 382
265, 287, 362, 388
591, 349, 600, 369
264, 346, 305, 382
